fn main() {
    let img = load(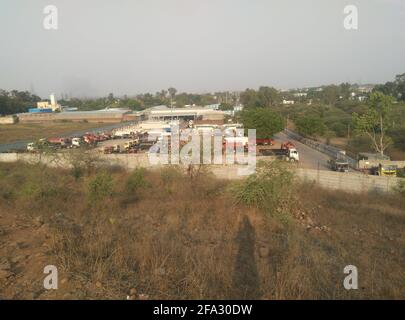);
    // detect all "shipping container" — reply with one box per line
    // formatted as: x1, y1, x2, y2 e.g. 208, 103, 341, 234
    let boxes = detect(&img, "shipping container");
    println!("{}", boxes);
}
28, 108, 53, 113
